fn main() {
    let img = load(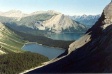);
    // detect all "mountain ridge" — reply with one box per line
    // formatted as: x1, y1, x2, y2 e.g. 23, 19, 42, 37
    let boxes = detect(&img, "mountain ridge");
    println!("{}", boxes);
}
71, 14, 100, 27
36, 14, 87, 33
0, 22, 25, 54
0, 10, 100, 18
0, 10, 88, 34
0, 10, 61, 18
27, 2, 112, 73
